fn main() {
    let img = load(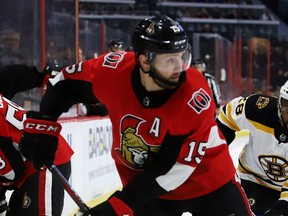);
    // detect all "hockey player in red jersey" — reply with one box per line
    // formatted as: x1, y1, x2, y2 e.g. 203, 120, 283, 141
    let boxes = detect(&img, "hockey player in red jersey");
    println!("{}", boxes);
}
217, 81, 288, 216
19, 15, 252, 216
0, 64, 73, 215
